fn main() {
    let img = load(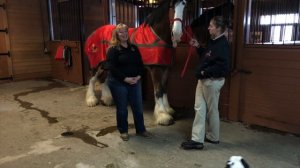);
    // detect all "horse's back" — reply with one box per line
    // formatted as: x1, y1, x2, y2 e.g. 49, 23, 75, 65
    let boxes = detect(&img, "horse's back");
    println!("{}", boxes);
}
85, 25, 116, 68
130, 25, 173, 66
85, 24, 173, 68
